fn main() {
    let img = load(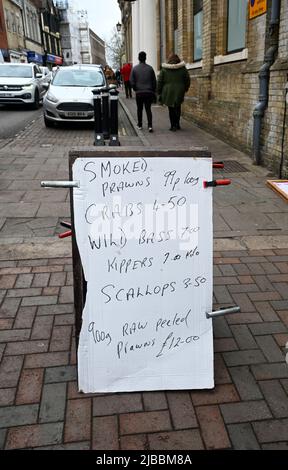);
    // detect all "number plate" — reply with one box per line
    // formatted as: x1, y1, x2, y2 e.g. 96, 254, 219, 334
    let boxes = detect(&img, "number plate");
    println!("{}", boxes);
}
1, 93, 12, 97
64, 111, 88, 117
